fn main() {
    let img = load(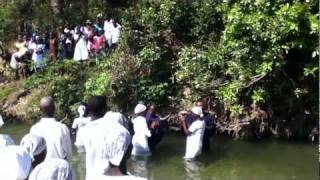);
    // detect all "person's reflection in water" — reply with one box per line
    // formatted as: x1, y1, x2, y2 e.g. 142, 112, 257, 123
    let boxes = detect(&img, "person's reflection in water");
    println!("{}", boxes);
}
130, 156, 149, 178
184, 159, 203, 180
